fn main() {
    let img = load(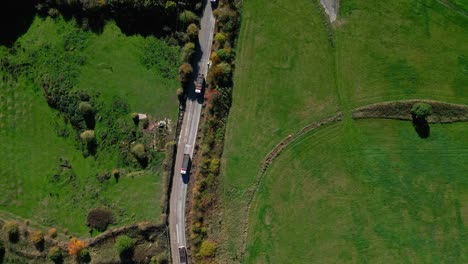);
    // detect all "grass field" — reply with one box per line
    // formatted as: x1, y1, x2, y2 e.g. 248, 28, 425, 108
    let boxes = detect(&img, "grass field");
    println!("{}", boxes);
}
219, 0, 468, 261
0, 16, 178, 236
246, 120, 468, 263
